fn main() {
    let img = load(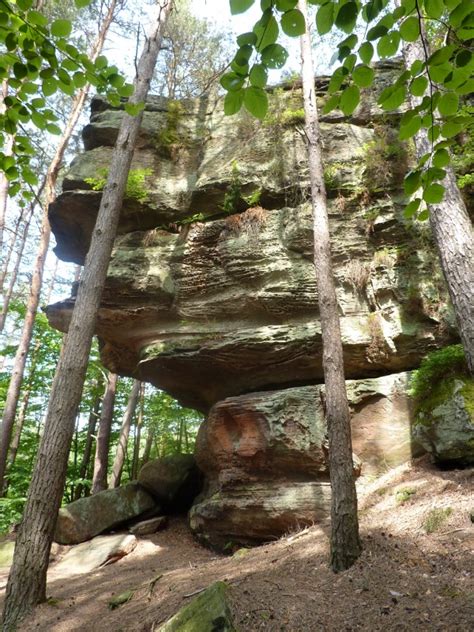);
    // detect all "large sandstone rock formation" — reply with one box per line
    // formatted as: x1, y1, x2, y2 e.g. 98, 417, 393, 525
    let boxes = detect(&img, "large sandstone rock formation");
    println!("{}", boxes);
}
47, 62, 457, 547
